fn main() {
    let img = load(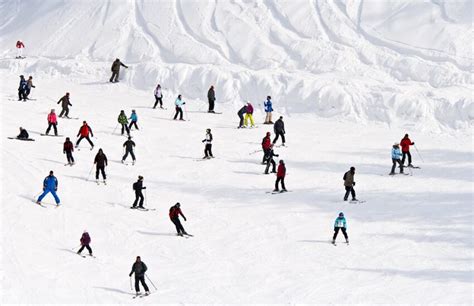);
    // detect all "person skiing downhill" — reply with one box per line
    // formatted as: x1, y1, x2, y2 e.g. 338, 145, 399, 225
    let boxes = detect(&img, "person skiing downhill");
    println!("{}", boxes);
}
122, 136, 136, 165
202, 128, 213, 159
16, 40, 25, 58
17, 127, 29, 140
76, 121, 94, 149
18, 75, 27, 101
128, 110, 139, 130
244, 101, 255, 128
207, 85, 216, 113
400, 134, 415, 167
25, 76, 35, 99
63, 137, 75, 166
261, 132, 272, 164
263, 96, 273, 124
118, 110, 130, 136
169, 202, 188, 236
273, 116, 285, 146
129, 256, 150, 296
390, 143, 404, 175
110, 58, 128, 83
332, 212, 349, 244
77, 231, 93, 256
131, 176, 146, 209
173, 95, 185, 120
45, 109, 58, 136
57, 92, 72, 118
94, 149, 108, 184
264, 145, 278, 174
36, 171, 60, 206
153, 84, 163, 109
274, 160, 287, 192
237, 104, 247, 128
343, 167, 357, 201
